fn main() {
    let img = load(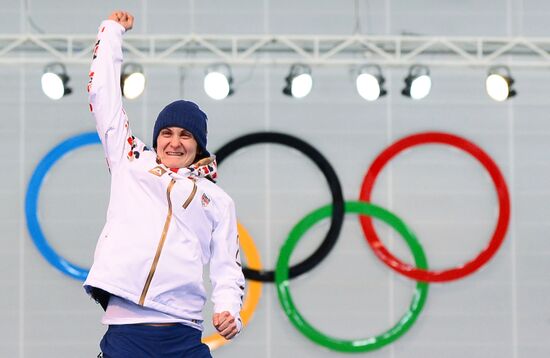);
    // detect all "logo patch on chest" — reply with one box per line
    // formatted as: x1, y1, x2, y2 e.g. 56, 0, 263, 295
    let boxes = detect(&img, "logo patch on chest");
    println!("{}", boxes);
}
149, 166, 167, 177
201, 193, 211, 207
